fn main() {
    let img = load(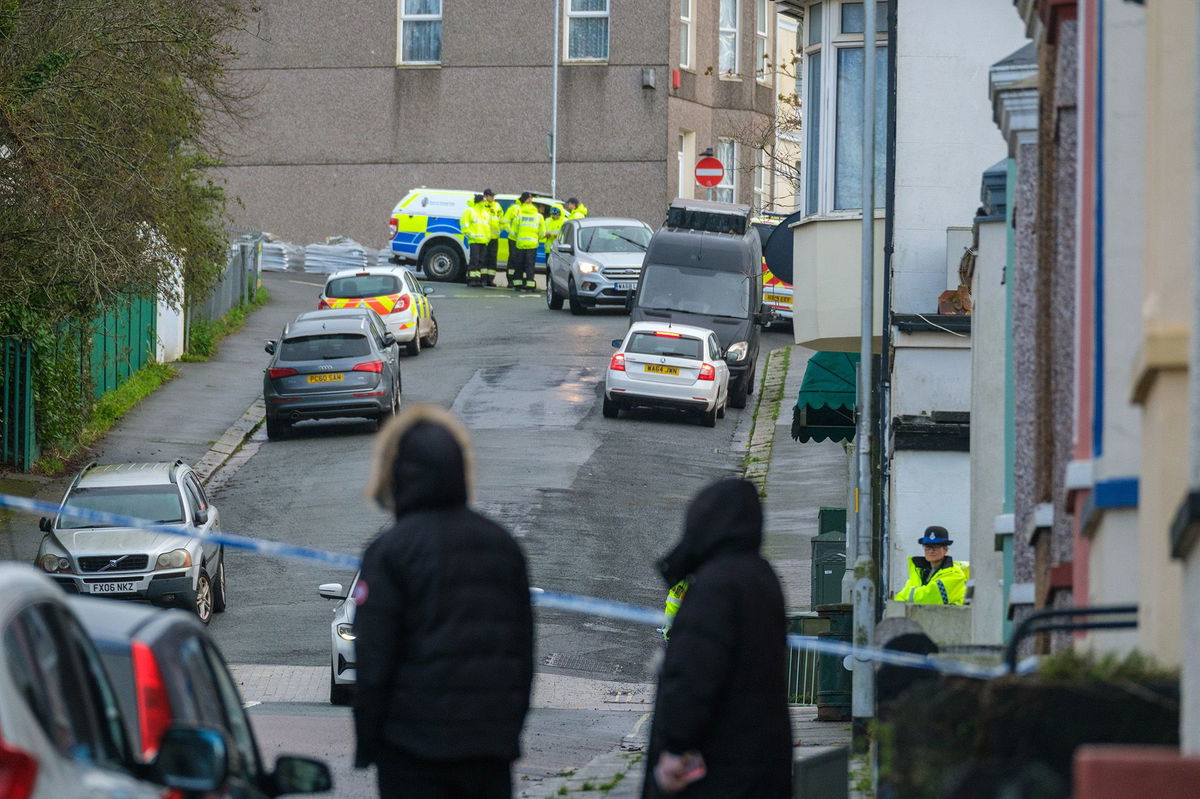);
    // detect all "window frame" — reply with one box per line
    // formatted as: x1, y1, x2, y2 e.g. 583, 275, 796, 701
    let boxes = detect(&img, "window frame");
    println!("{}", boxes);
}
719, 0, 741, 77
715, 138, 737, 204
680, 0, 693, 69
396, 0, 443, 66
753, 147, 768, 213
565, 0, 610, 63
755, 0, 771, 83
